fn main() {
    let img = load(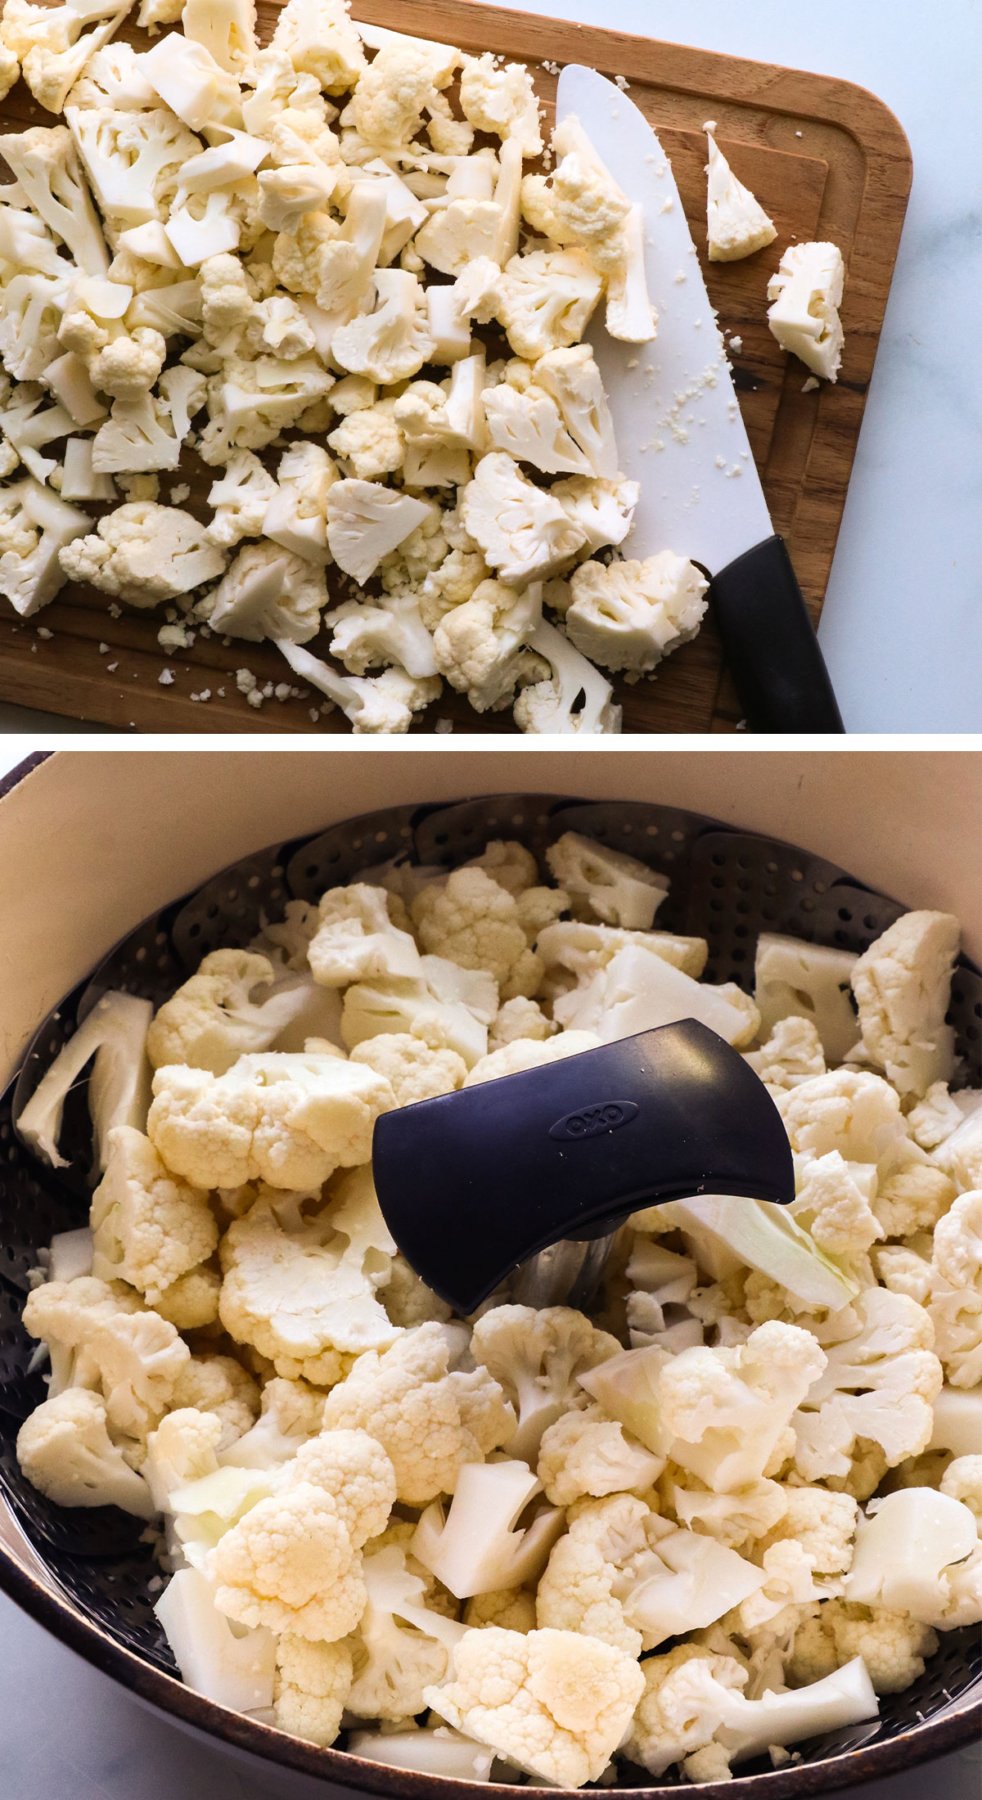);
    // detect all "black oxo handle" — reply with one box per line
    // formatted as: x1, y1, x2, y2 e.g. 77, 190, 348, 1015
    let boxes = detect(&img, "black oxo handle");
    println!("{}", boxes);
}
372, 1021, 795, 1316
711, 534, 845, 735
